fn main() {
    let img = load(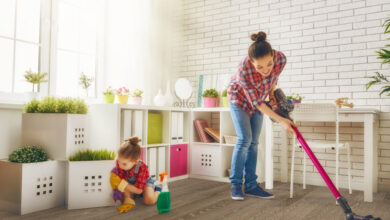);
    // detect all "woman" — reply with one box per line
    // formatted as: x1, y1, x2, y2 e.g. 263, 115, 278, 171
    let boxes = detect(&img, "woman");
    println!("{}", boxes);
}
227, 31, 296, 200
